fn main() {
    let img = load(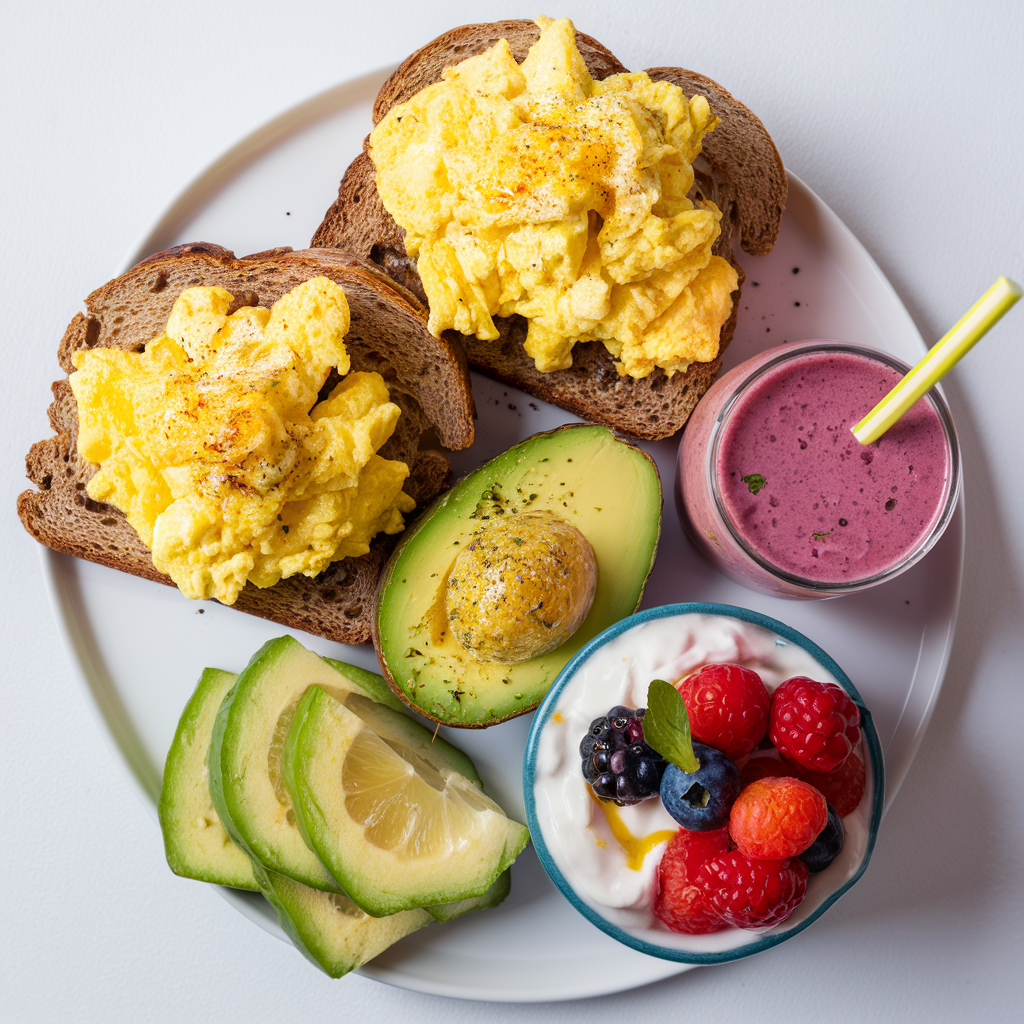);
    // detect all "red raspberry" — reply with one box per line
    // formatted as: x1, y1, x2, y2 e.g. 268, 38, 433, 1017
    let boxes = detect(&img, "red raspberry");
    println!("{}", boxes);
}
741, 752, 866, 818
729, 777, 827, 859
654, 827, 730, 934
769, 676, 861, 773
696, 852, 809, 929
806, 752, 866, 817
676, 664, 771, 761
